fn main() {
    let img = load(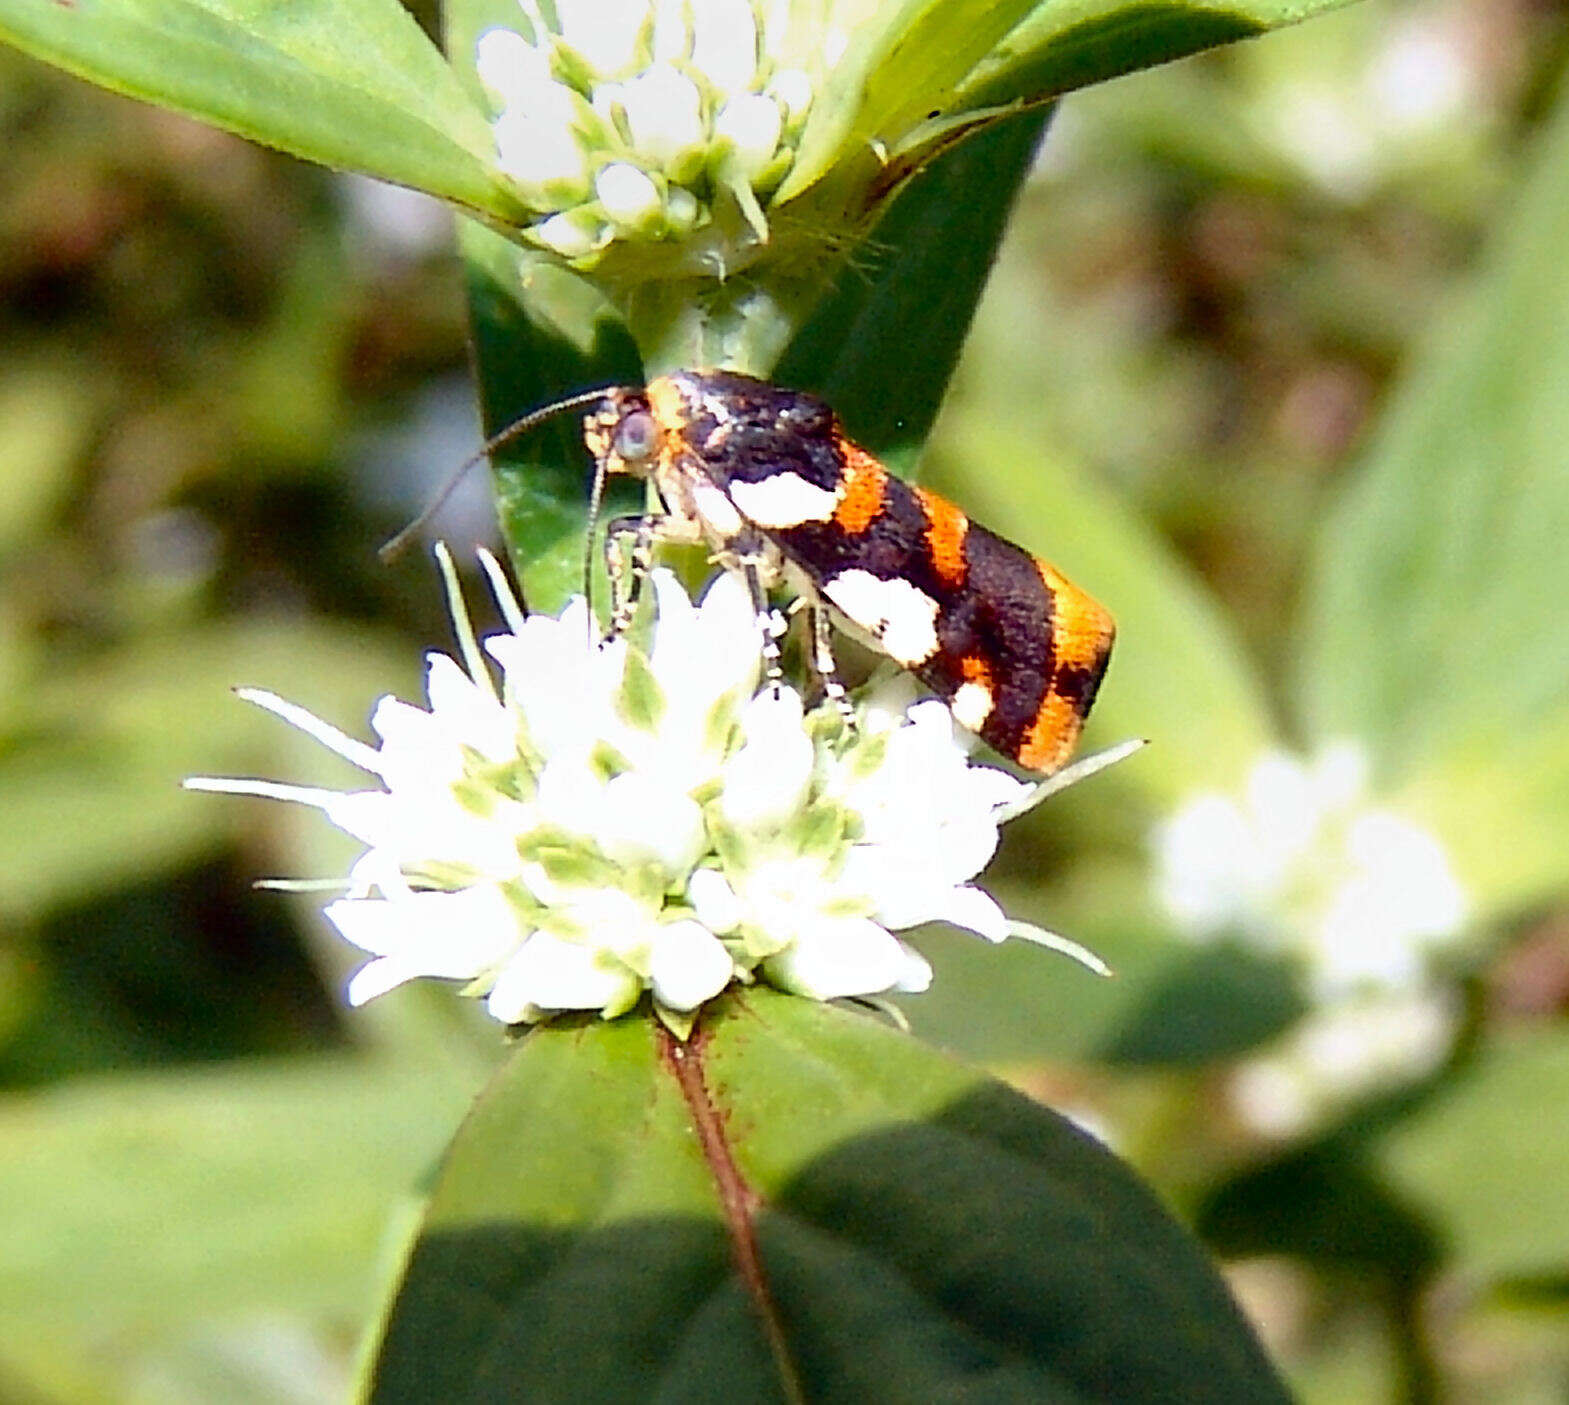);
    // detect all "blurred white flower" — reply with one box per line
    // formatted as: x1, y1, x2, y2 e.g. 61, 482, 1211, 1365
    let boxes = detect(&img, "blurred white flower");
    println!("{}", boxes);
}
188, 551, 1105, 1030
1259, 12, 1485, 201
1154, 743, 1468, 1001
1229, 987, 1460, 1139
474, 0, 820, 266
